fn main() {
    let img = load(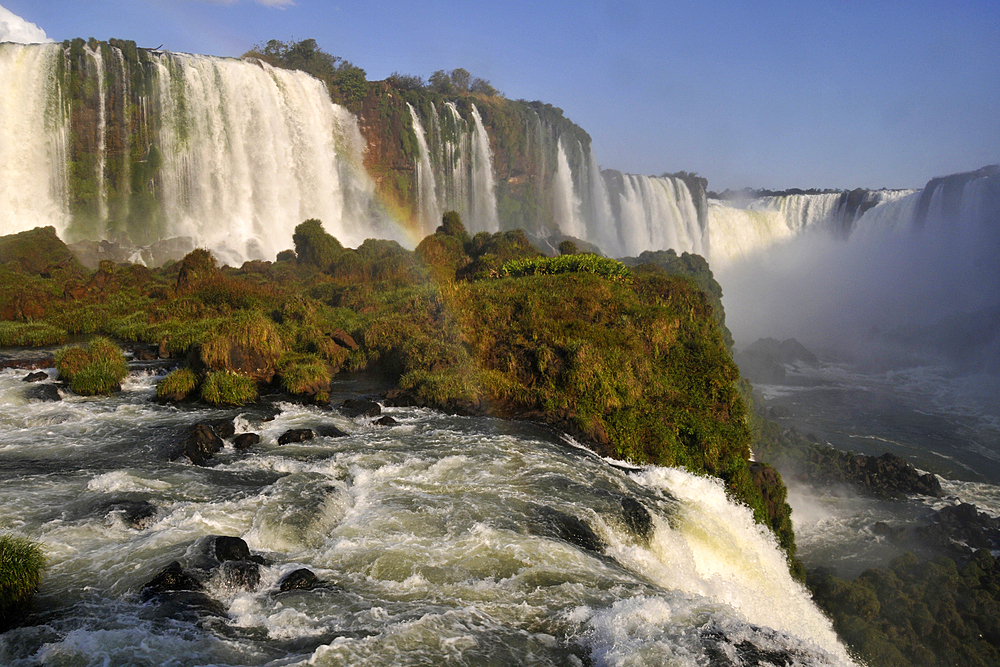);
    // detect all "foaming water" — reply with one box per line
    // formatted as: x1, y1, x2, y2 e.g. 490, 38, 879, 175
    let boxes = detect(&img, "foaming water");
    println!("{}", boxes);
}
0, 367, 854, 666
